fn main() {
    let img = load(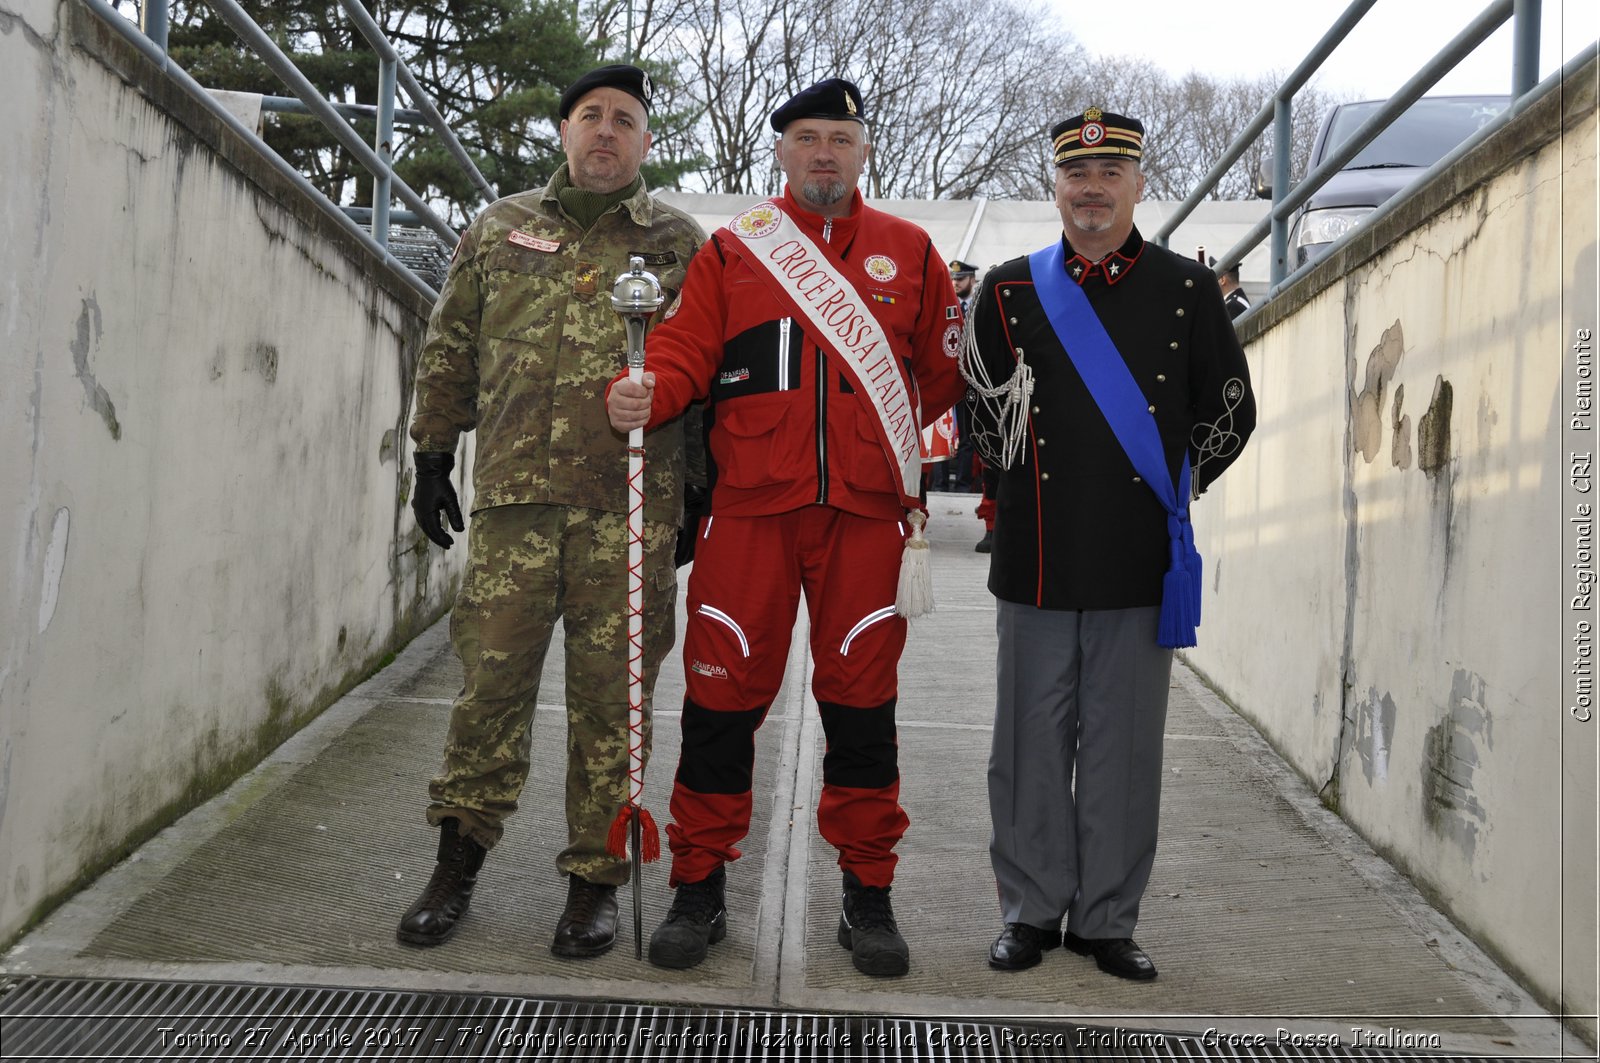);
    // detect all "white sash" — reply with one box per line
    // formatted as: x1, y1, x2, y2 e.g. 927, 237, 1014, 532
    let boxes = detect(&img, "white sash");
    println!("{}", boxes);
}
722, 201, 921, 503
